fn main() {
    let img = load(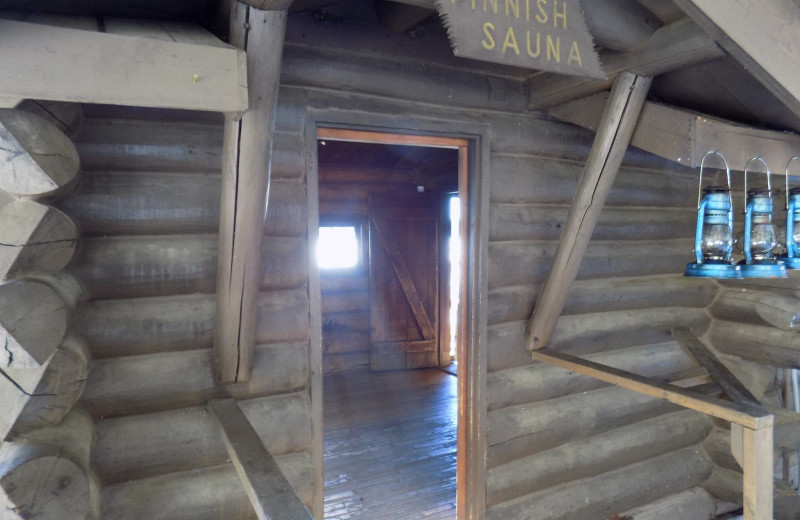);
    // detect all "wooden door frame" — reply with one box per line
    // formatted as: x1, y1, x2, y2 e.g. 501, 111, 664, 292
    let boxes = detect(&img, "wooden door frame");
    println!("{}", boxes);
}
306, 115, 490, 520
